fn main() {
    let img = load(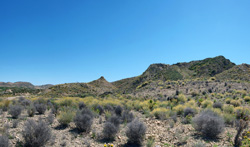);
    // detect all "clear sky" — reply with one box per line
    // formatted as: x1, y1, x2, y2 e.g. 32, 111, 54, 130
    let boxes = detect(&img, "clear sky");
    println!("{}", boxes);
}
0, 0, 250, 85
